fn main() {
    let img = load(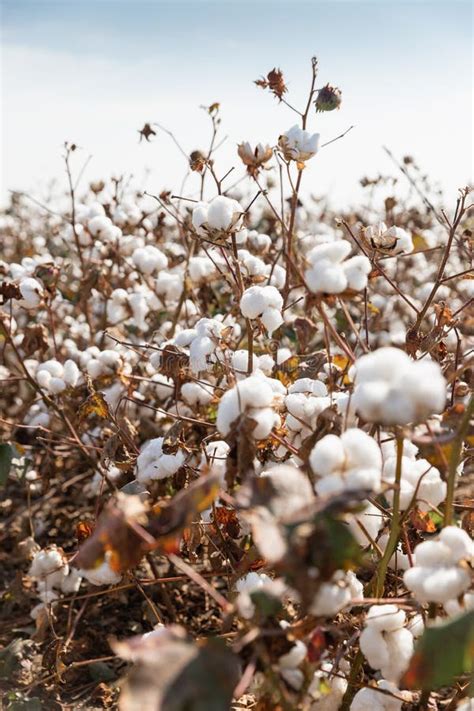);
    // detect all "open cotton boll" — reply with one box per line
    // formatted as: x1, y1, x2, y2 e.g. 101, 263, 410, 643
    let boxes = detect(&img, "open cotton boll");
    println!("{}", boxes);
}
216, 375, 275, 438
343, 255, 372, 290
30, 546, 68, 589
348, 500, 384, 546
232, 349, 259, 378
383, 456, 446, 511
240, 285, 283, 336
80, 553, 122, 586
359, 605, 413, 682
444, 592, 474, 618
350, 680, 407, 711
260, 464, 314, 517
365, 222, 413, 254
88, 215, 119, 242
311, 570, 363, 616
187, 318, 225, 373
403, 526, 473, 603
180, 380, 214, 406
235, 572, 273, 619
63, 359, 80, 387
192, 195, 243, 235
132, 245, 168, 275
308, 661, 348, 710
352, 347, 446, 424
288, 378, 328, 397
19, 277, 44, 308
278, 124, 320, 163
135, 437, 185, 483
309, 428, 382, 496
278, 627, 307, 690
200, 440, 230, 484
